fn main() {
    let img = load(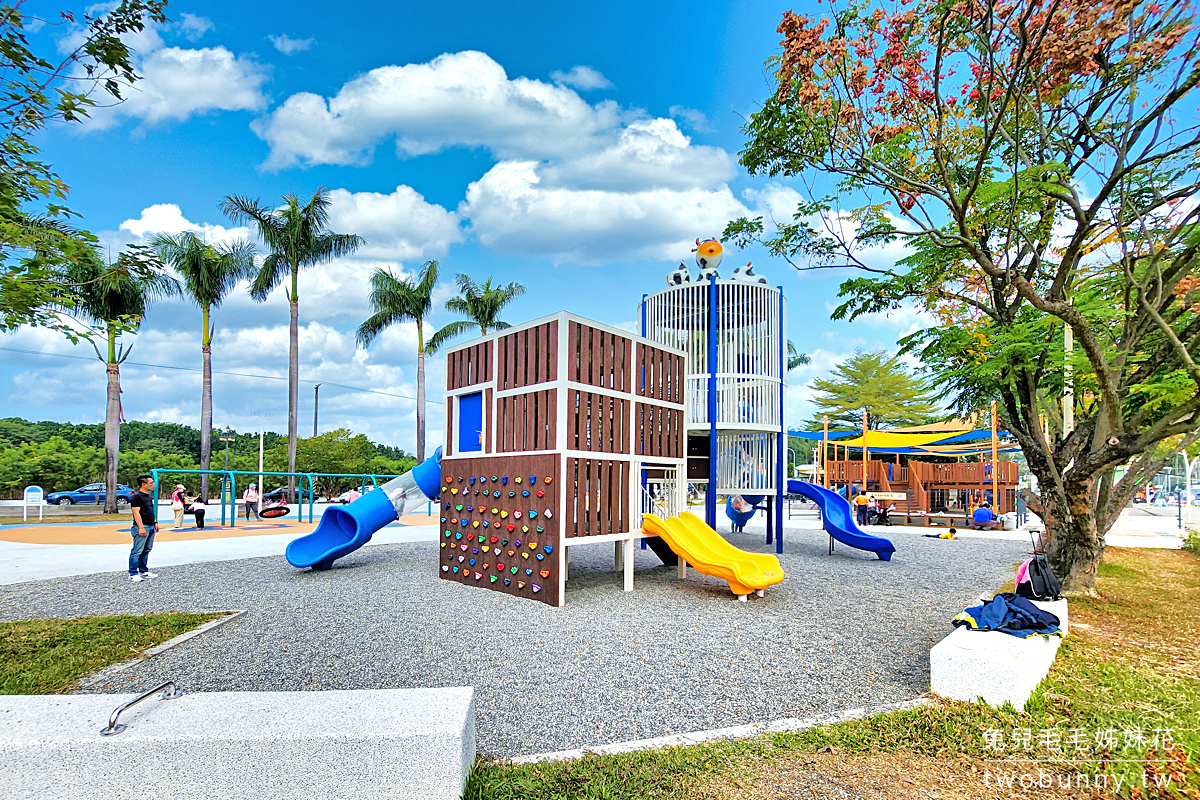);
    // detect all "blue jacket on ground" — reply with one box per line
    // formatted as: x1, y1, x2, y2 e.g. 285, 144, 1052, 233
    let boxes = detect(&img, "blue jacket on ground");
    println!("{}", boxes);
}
953, 592, 1062, 639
